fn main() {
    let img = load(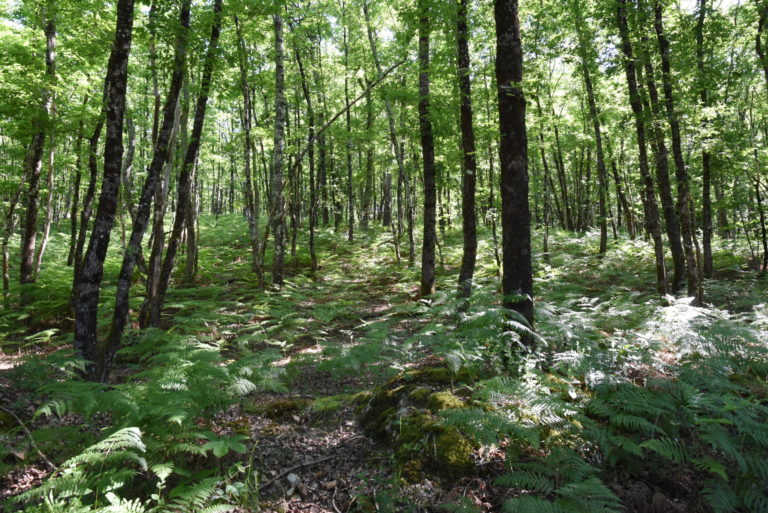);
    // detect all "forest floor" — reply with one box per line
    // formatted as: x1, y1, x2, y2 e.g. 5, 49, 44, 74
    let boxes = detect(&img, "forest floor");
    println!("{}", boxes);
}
2, 216, 768, 513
